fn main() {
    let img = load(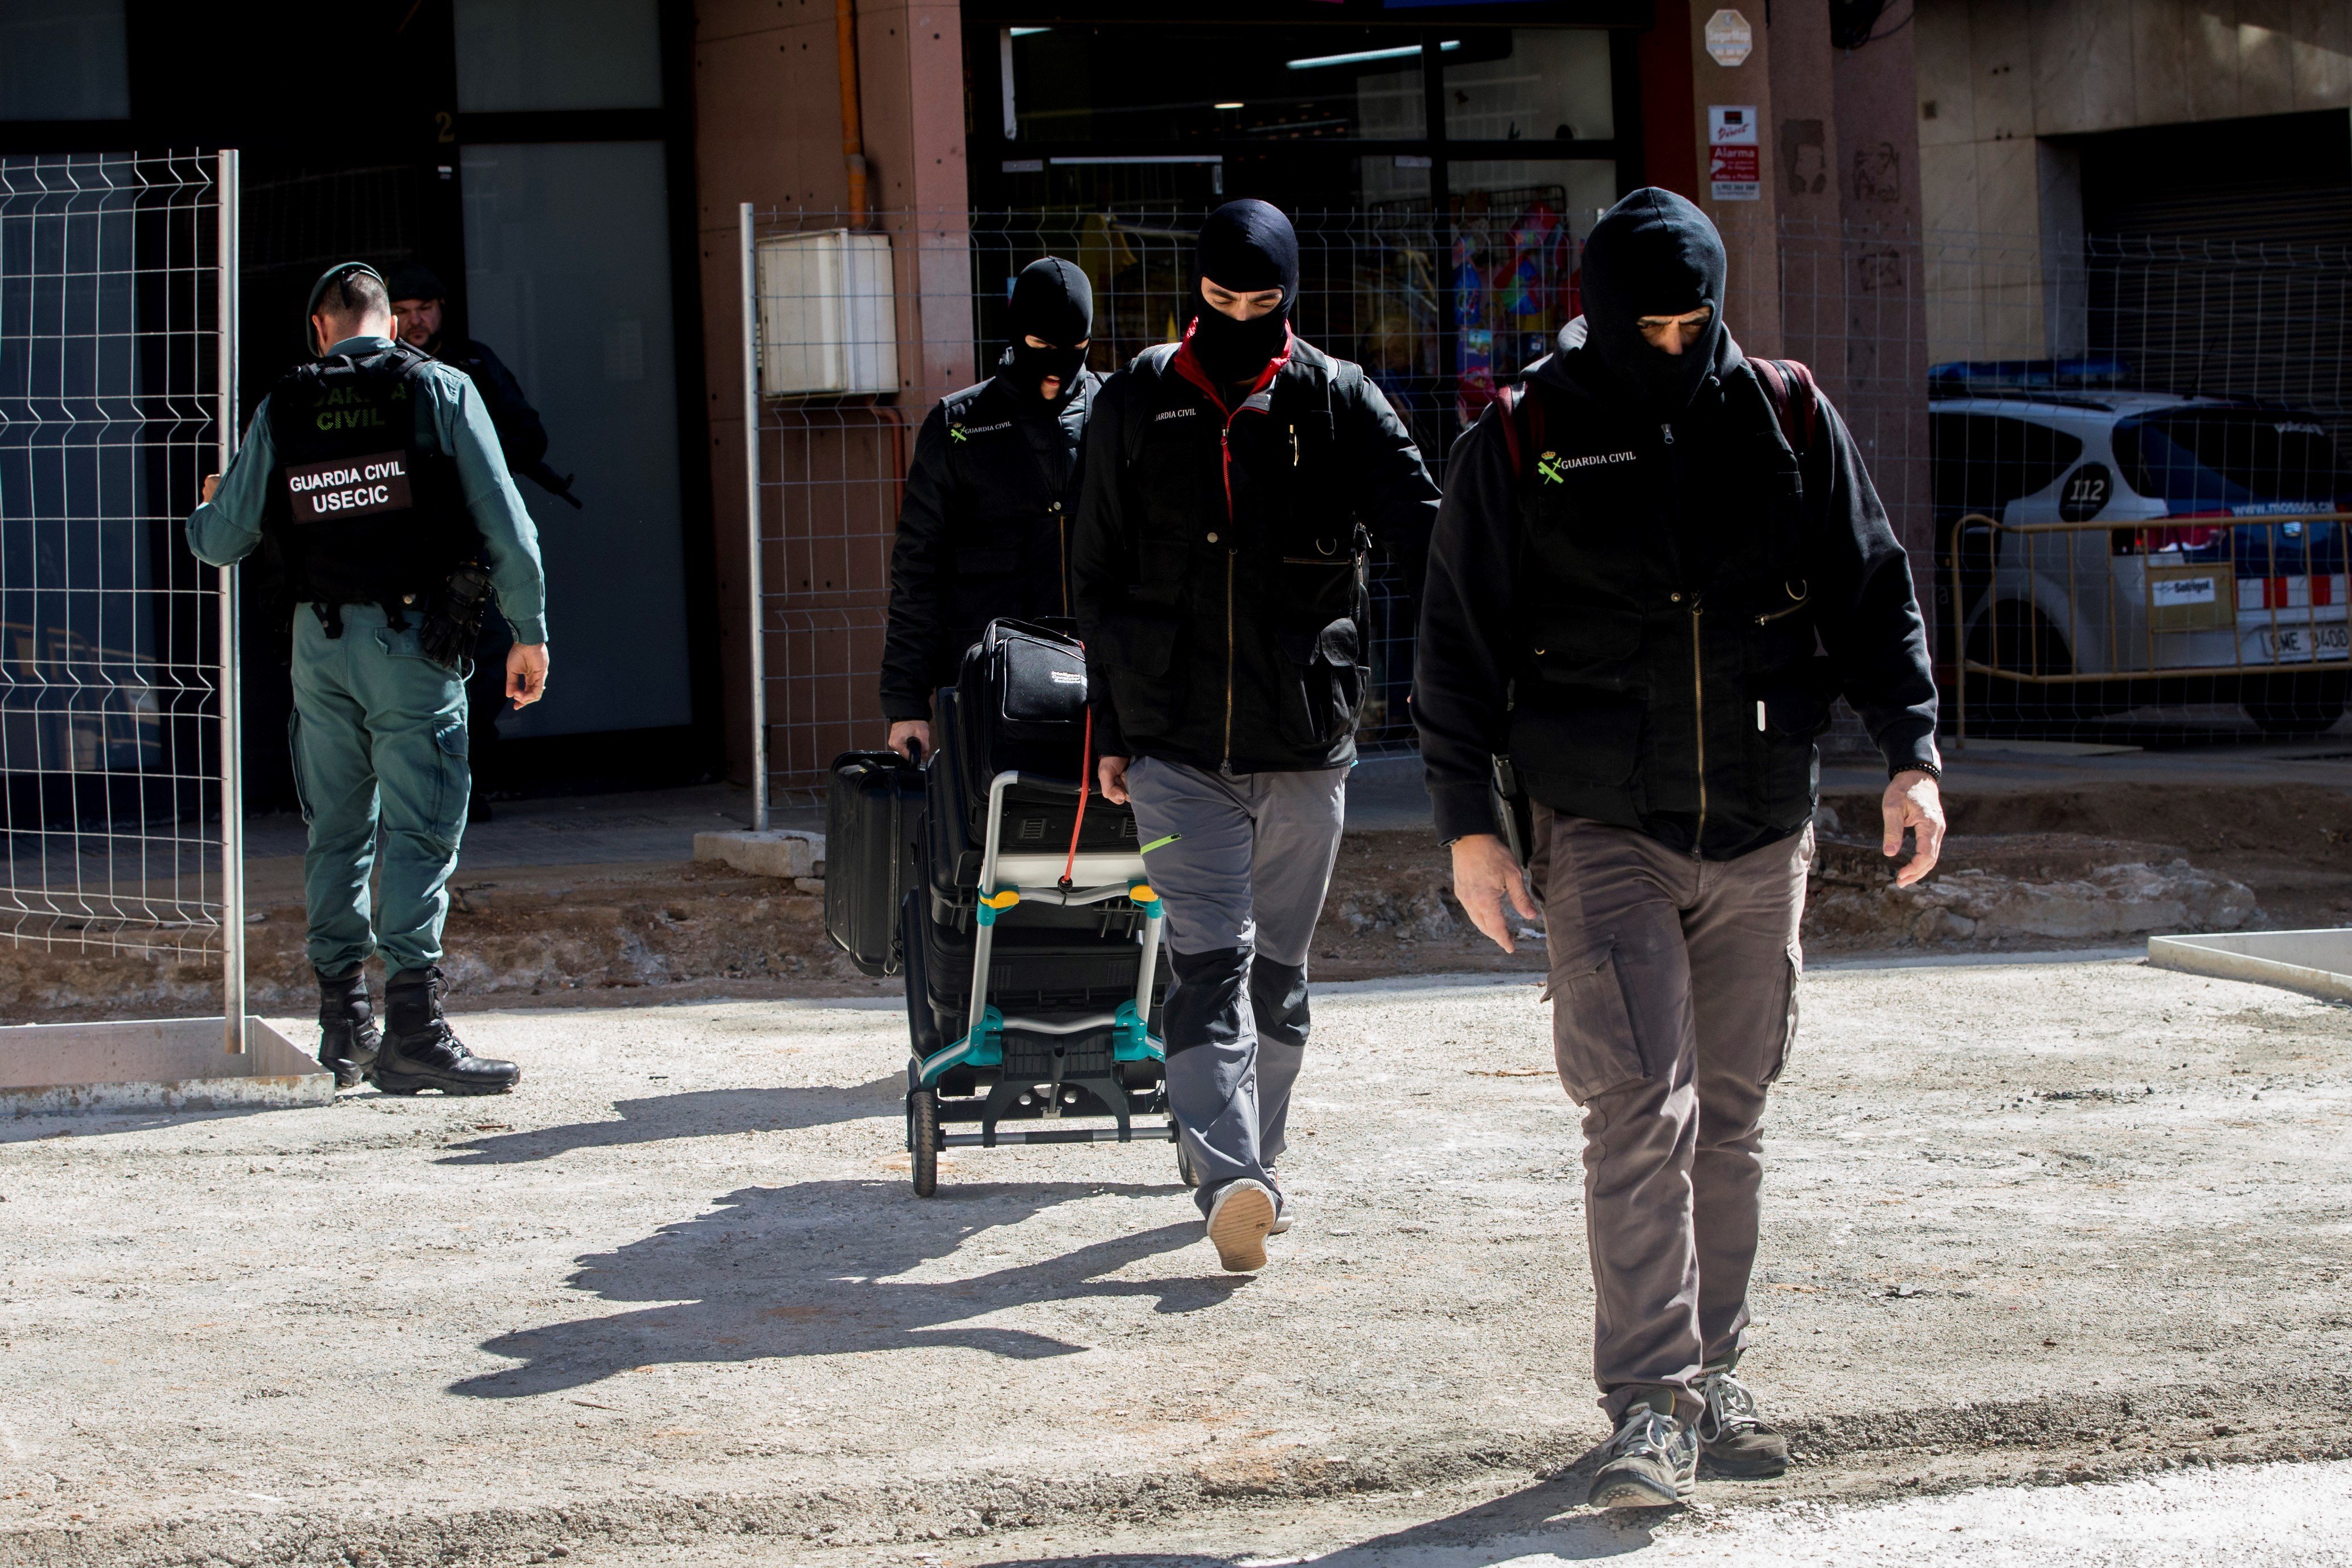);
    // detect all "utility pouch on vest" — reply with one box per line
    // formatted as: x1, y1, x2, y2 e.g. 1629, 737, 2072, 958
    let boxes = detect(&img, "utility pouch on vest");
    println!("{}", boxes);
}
1491, 754, 1535, 869
418, 562, 494, 671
